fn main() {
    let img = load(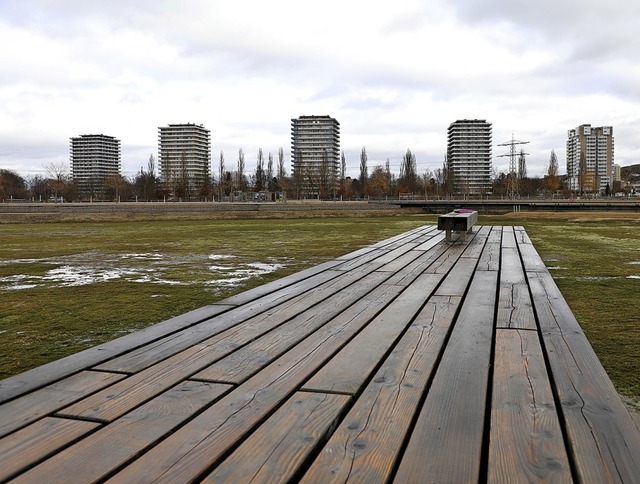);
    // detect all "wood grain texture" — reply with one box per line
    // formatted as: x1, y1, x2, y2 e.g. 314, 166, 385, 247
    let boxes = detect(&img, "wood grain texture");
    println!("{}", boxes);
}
203, 392, 350, 483
2, 225, 639, 483
302, 273, 444, 395
497, 243, 536, 330
0, 417, 99, 481
489, 329, 571, 482
460, 224, 491, 259
217, 259, 342, 305
394, 270, 498, 483
434, 257, 478, 296
95, 268, 347, 373
16, 381, 229, 483
528, 271, 640, 482
0, 304, 231, 404
302, 296, 461, 483
0, 371, 125, 438
194, 271, 392, 384
108, 283, 408, 483
383, 241, 450, 286
477, 226, 502, 271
